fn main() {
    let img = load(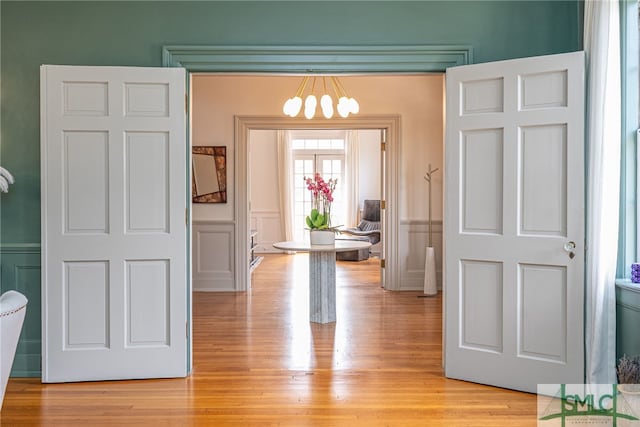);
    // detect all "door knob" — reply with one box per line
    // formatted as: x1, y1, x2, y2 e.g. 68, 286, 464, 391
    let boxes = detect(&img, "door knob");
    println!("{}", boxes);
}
564, 241, 576, 259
